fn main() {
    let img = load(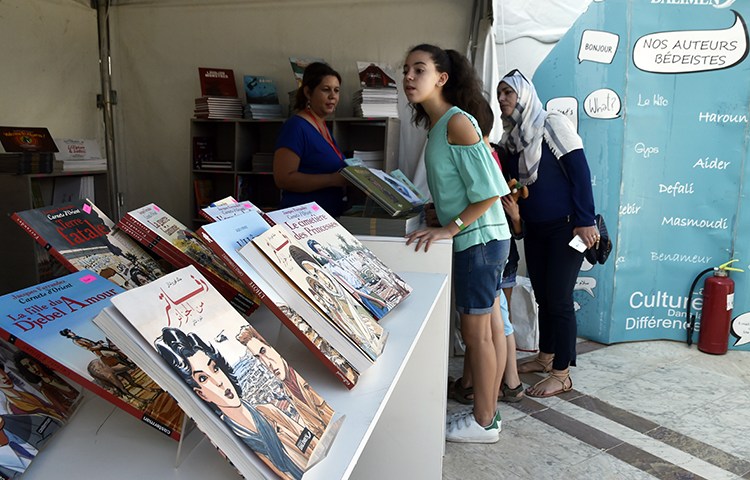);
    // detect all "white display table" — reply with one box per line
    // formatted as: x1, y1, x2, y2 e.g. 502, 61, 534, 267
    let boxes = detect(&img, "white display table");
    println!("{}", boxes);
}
22, 266, 451, 479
